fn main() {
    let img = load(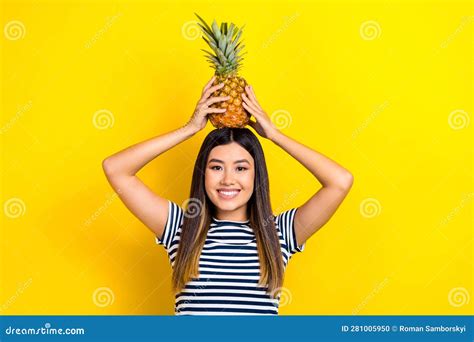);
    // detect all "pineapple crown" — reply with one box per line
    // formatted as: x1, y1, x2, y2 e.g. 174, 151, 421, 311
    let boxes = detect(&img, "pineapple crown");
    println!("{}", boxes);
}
195, 13, 247, 76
